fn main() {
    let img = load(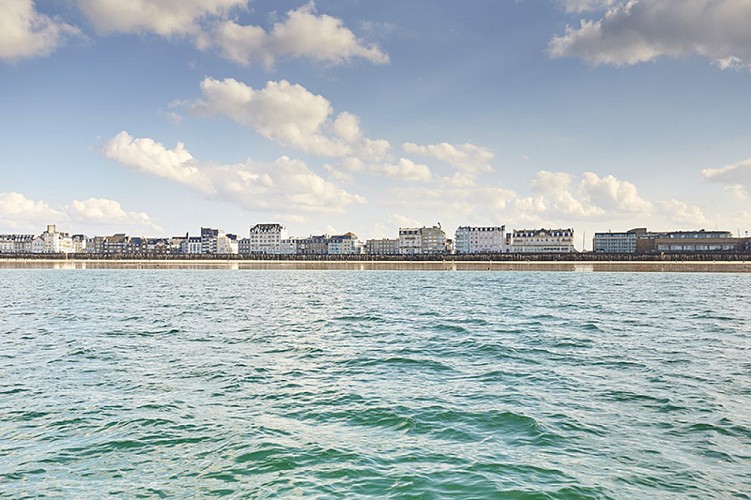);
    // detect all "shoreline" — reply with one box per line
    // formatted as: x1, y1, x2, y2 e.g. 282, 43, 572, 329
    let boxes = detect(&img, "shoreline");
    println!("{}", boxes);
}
1, 258, 750, 272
